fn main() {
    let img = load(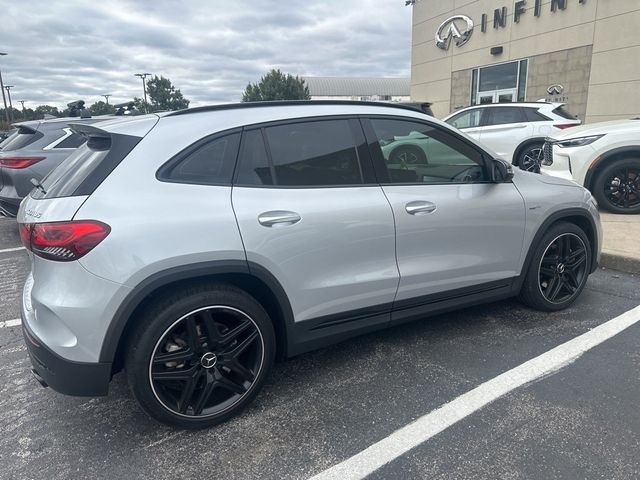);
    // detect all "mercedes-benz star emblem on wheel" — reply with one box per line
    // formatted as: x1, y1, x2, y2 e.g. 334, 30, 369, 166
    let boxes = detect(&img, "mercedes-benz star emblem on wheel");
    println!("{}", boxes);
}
547, 84, 564, 95
200, 352, 217, 369
435, 15, 474, 50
